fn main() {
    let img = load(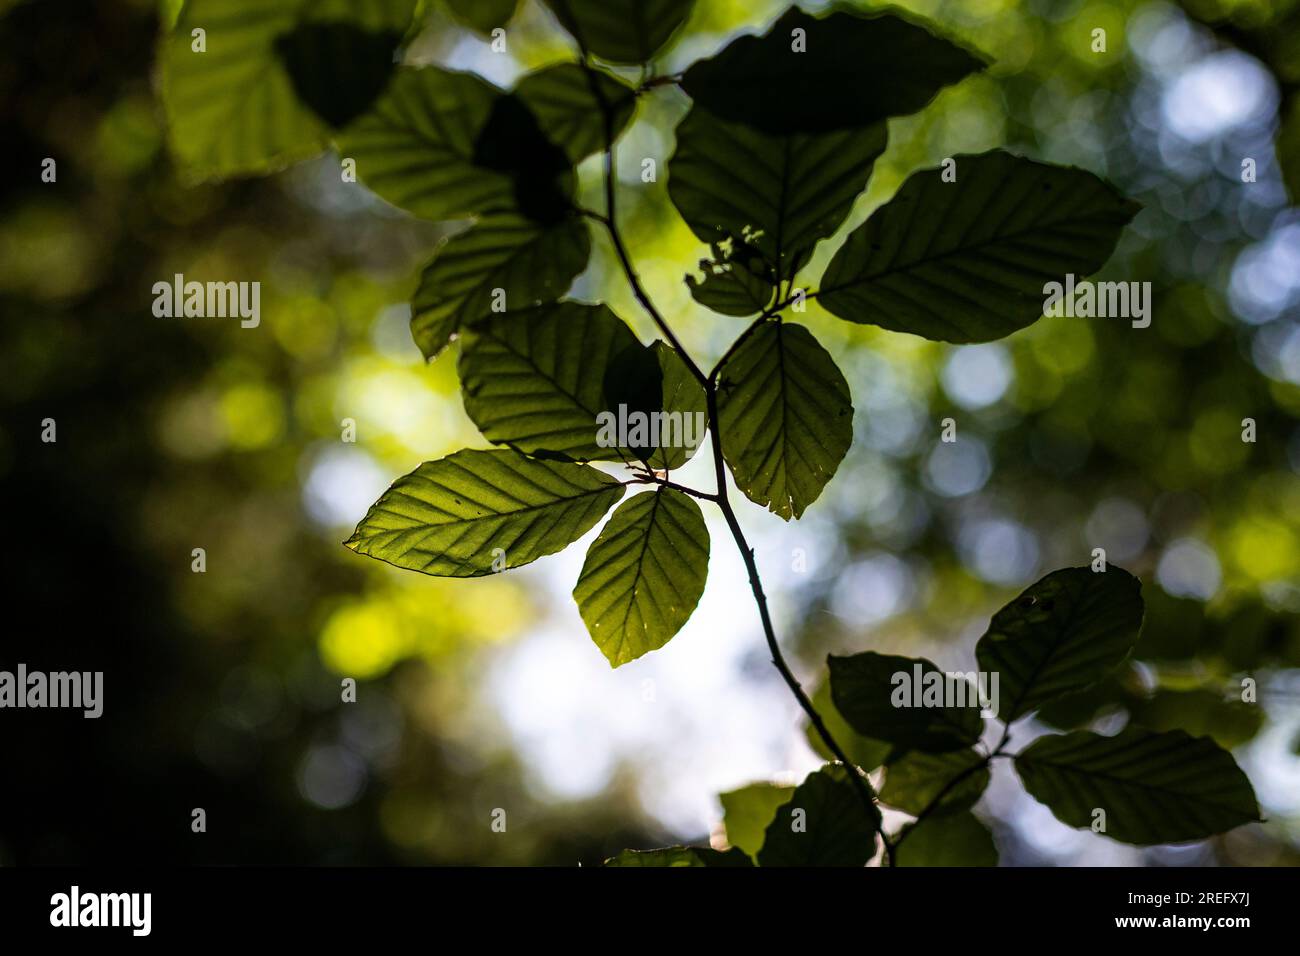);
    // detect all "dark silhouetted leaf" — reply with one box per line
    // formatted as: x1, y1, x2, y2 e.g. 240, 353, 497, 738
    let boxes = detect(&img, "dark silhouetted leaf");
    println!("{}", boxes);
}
975, 566, 1144, 722
543, 0, 695, 64
515, 63, 637, 163
160, 0, 418, 179
410, 212, 590, 361
717, 322, 852, 519
820, 150, 1141, 342
1015, 727, 1261, 845
457, 302, 638, 462
669, 106, 886, 281
345, 448, 623, 576
603, 341, 665, 464
679, 7, 986, 136
444, 0, 518, 34
720, 782, 795, 860
604, 846, 752, 866
880, 748, 989, 817
337, 67, 574, 223
572, 488, 709, 666
896, 812, 997, 866
757, 765, 879, 867
275, 23, 405, 128
805, 679, 892, 772
828, 651, 985, 753
686, 238, 776, 316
